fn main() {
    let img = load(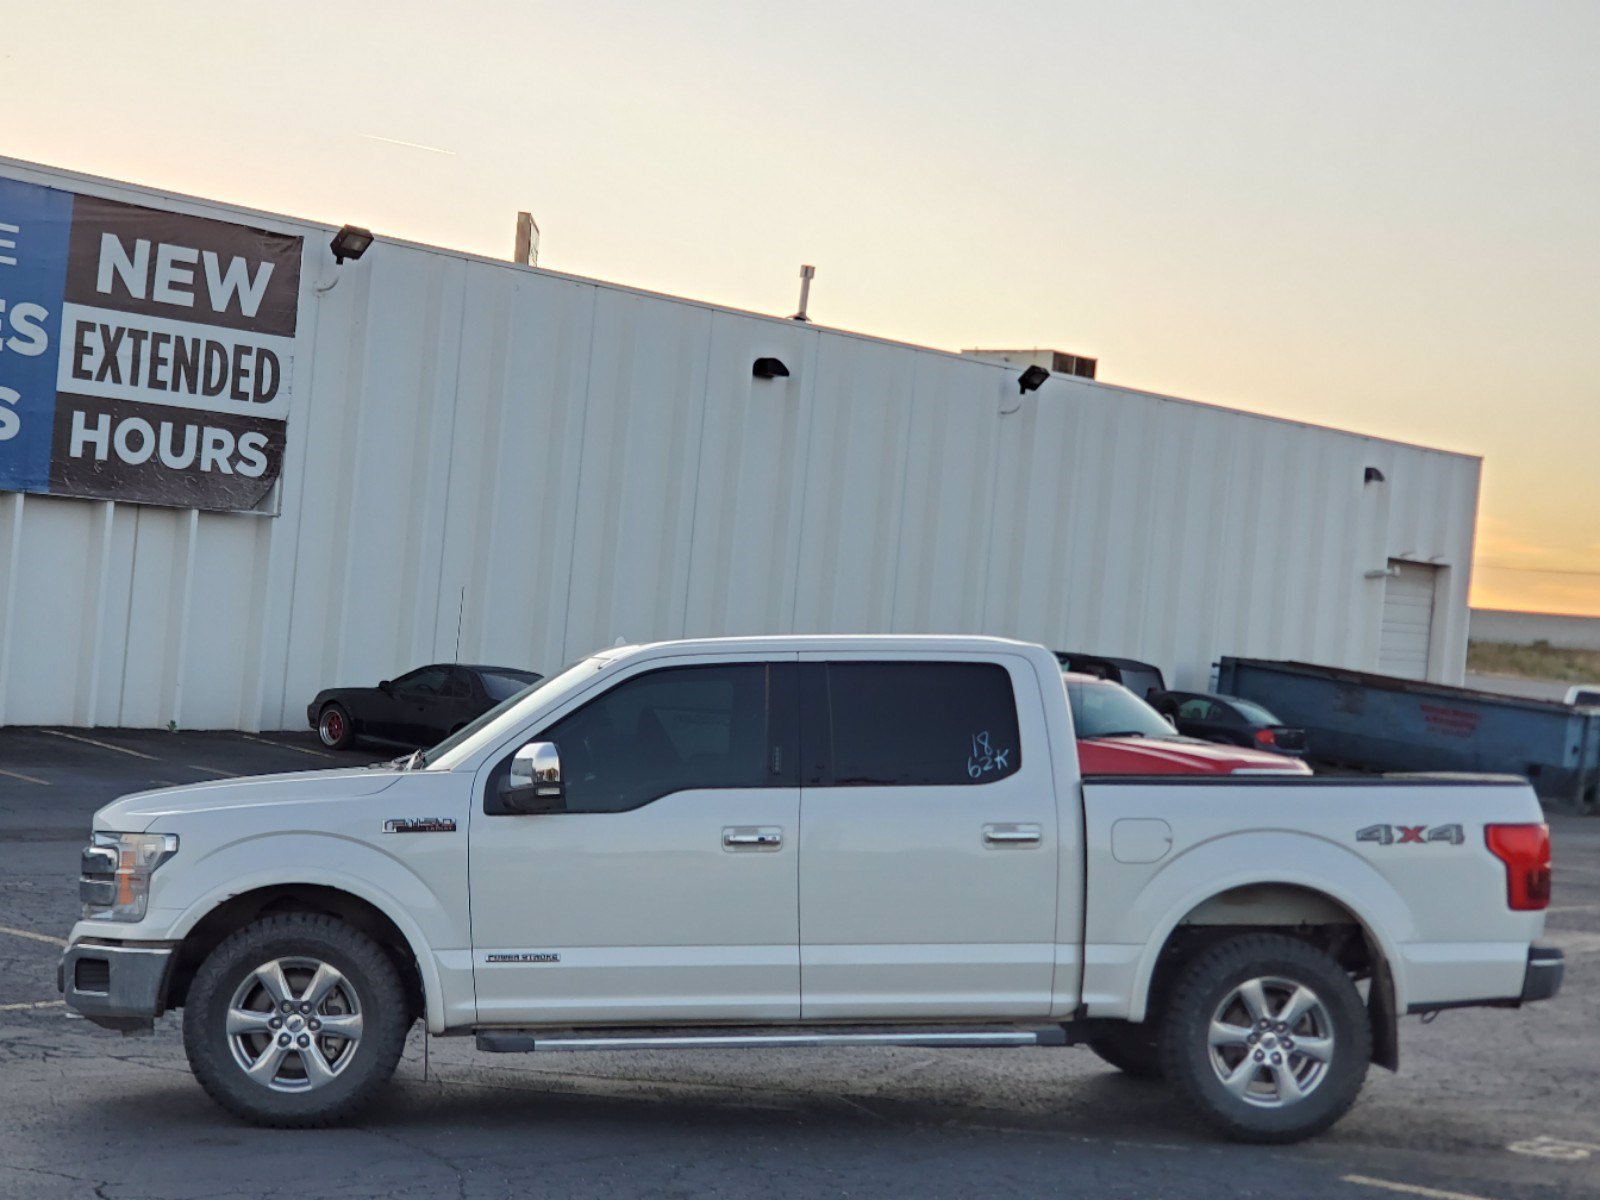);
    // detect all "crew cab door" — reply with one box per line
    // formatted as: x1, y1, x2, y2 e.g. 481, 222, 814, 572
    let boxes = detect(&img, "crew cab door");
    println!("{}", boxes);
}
796, 655, 1060, 1019
468, 655, 800, 1025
